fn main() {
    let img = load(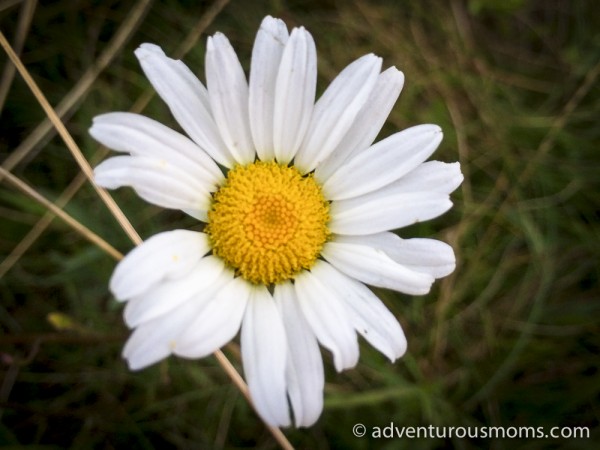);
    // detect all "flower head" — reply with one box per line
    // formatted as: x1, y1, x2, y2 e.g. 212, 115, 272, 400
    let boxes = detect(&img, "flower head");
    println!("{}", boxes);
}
91, 16, 463, 427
